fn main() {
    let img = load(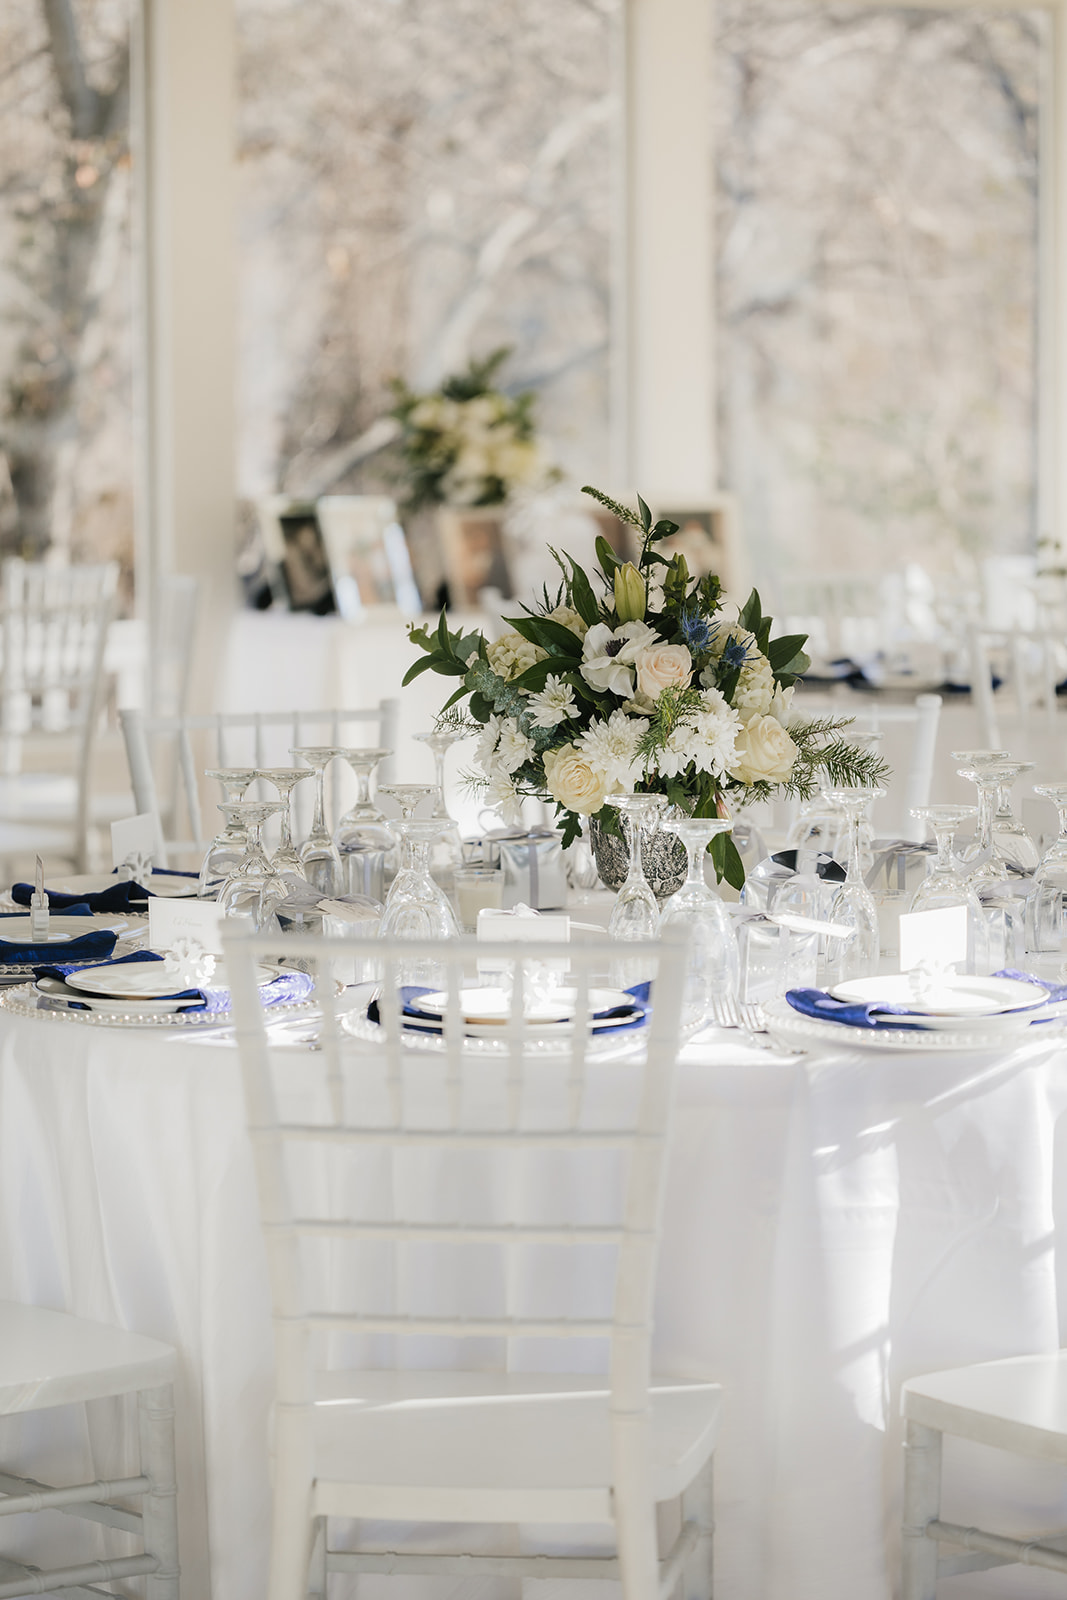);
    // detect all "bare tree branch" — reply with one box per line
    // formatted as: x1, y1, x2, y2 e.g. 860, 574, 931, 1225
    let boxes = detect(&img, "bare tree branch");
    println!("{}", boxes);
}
39, 0, 101, 137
